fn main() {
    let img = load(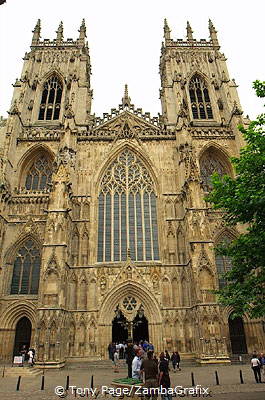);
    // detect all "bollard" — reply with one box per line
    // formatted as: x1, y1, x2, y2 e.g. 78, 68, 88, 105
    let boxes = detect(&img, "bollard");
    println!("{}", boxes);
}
239, 370, 244, 384
16, 376, 21, 391
91, 375, 94, 389
215, 370, 220, 385
191, 372, 195, 386
41, 374, 45, 390
65, 375, 70, 391
2, 365, 5, 378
